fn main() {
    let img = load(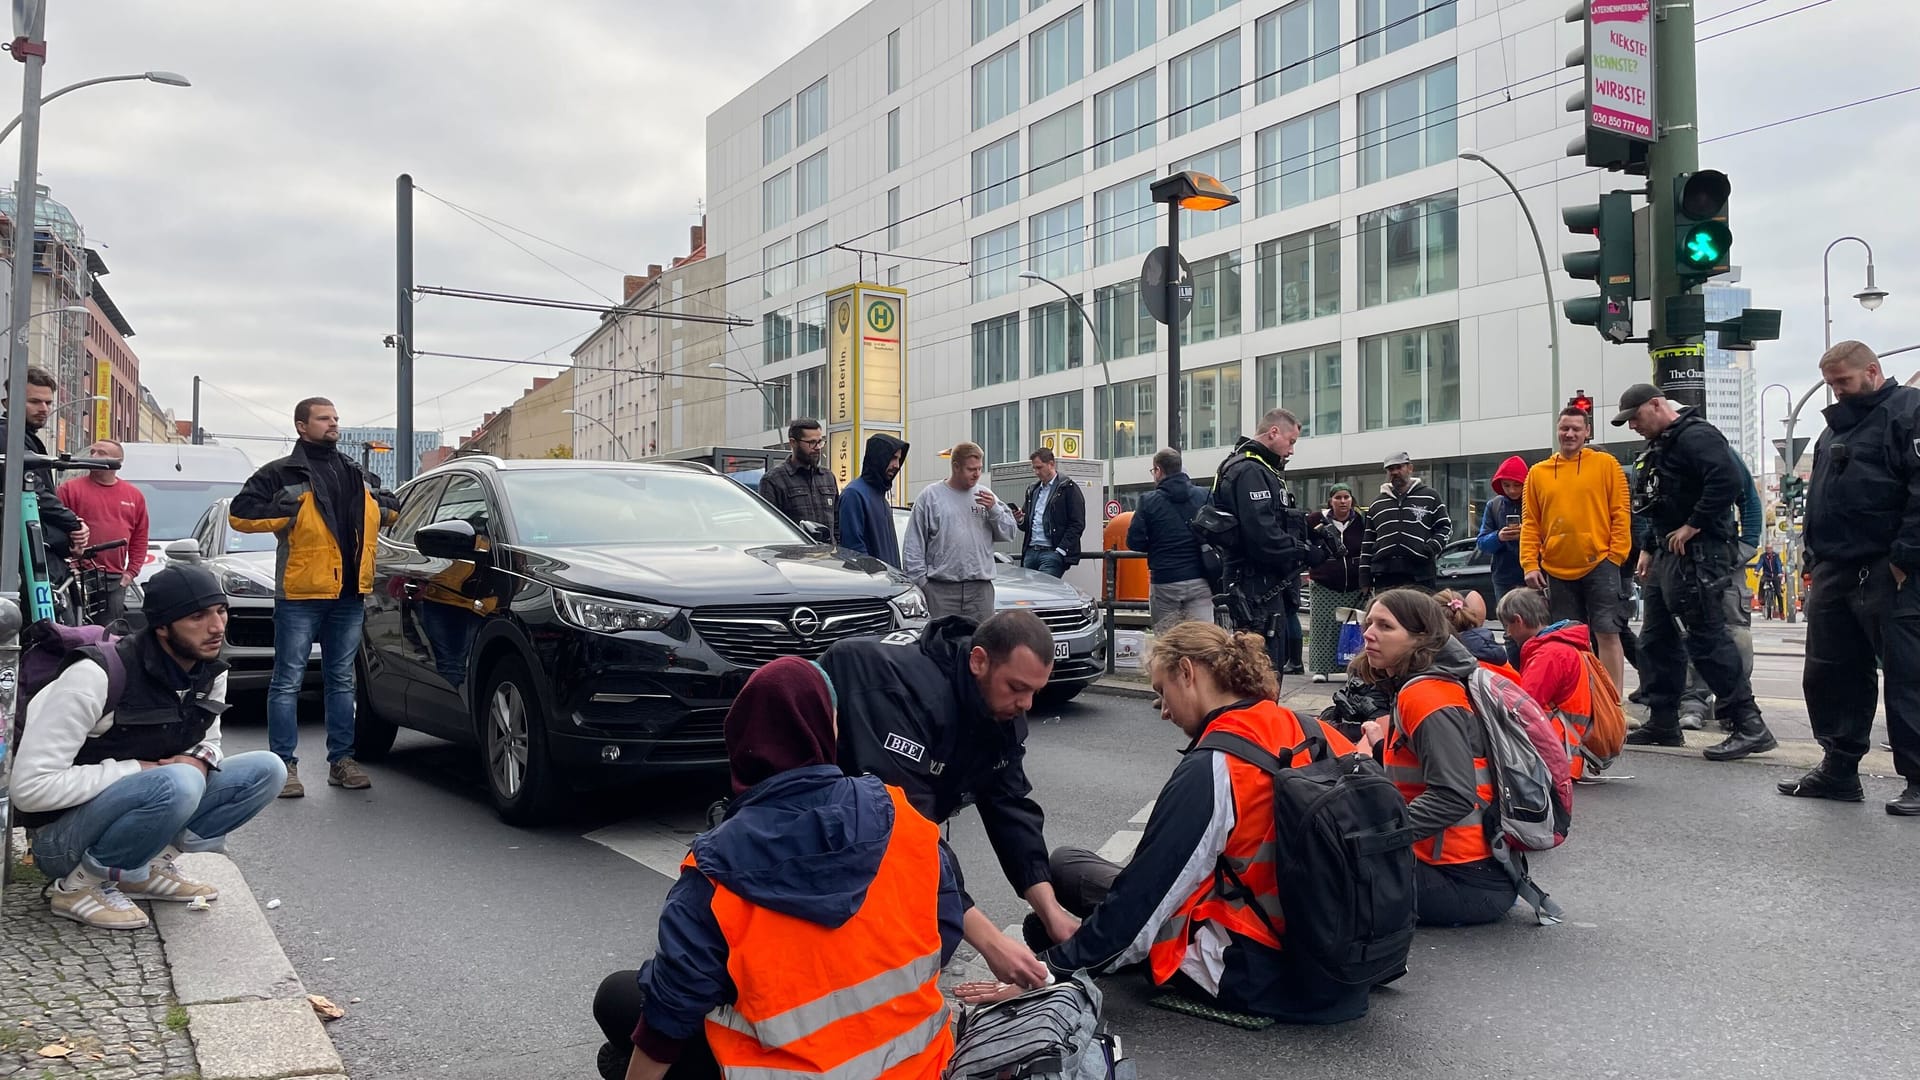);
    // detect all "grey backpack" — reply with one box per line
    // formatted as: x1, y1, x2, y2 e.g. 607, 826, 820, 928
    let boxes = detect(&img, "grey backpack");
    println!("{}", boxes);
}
945, 971, 1133, 1080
